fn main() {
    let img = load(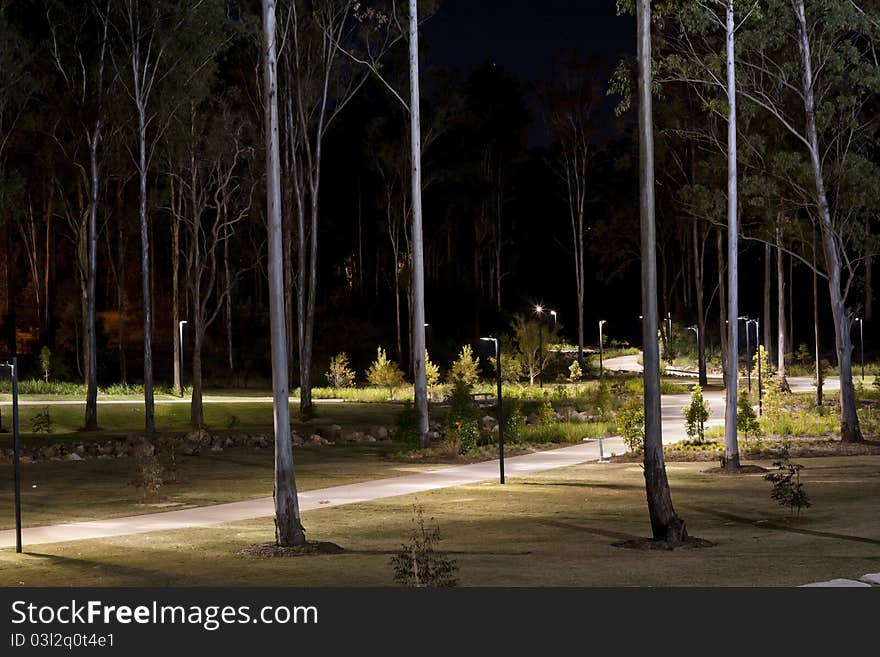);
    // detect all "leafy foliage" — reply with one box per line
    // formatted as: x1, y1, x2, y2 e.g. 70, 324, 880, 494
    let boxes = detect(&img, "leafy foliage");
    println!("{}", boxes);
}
366, 348, 405, 399
31, 407, 52, 434
449, 345, 480, 386
764, 447, 811, 518
445, 380, 479, 454
395, 403, 421, 445
615, 397, 644, 454
737, 392, 761, 448
425, 351, 440, 387
39, 346, 52, 382
683, 384, 710, 443
326, 352, 356, 389
568, 359, 583, 383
